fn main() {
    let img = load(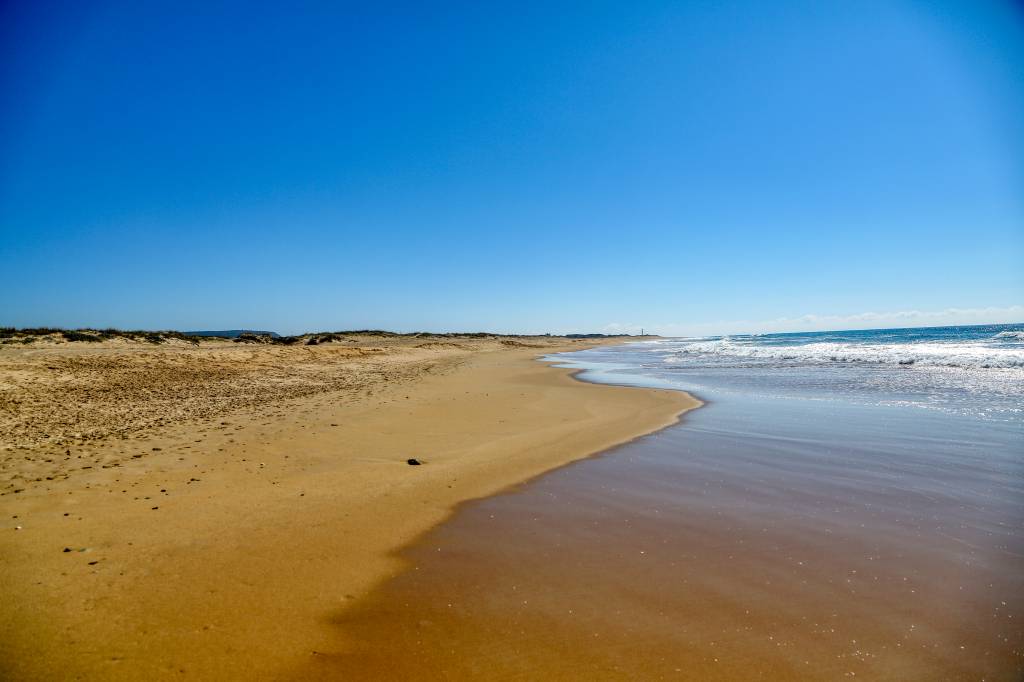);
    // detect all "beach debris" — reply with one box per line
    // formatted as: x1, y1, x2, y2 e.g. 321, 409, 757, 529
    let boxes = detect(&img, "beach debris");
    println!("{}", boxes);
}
406, 458, 423, 466
63, 547, 72, 552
